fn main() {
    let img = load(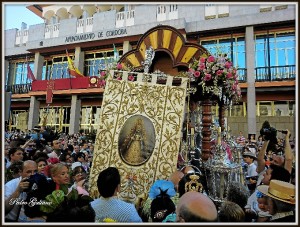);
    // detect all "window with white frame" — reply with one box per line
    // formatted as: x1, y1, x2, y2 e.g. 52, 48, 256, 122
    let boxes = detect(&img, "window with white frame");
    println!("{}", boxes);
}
205, 4, 229, 19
